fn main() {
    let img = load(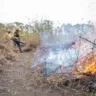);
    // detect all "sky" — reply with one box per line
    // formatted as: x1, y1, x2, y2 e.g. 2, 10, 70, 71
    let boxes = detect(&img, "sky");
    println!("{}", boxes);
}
0, 0, 95, 24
